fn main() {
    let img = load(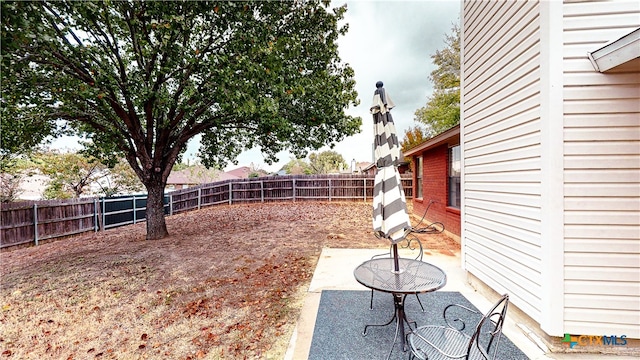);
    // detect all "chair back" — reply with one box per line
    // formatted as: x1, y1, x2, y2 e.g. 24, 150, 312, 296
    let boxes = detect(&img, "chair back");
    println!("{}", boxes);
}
466, 294, 509, 360
395, 232, 424, 261
372, 231, 424, 261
